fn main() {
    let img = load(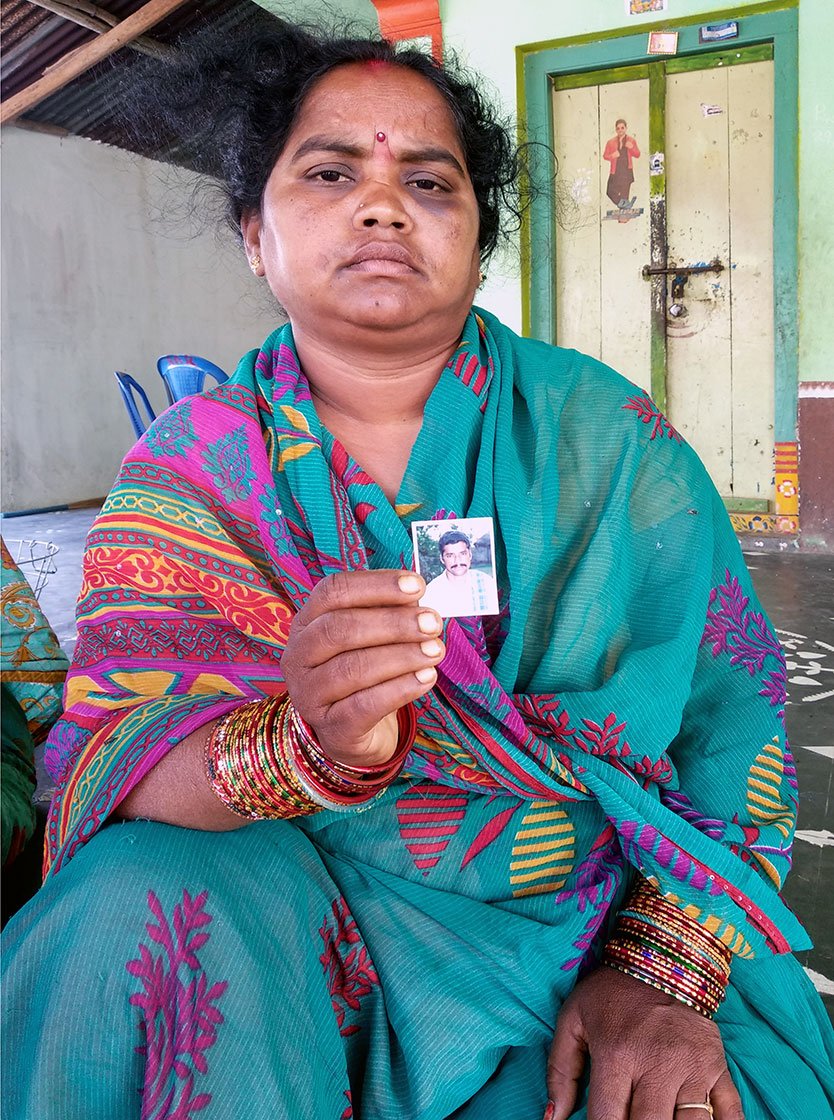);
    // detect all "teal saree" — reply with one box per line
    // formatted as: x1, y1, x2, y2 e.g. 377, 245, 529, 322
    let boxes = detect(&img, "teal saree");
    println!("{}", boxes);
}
3, 310, 832, 1118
